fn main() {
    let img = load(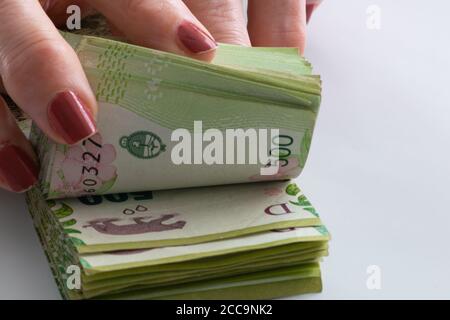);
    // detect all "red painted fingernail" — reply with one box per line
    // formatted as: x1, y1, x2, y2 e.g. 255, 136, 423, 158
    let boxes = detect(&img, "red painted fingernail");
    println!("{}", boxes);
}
40, 0, 54, 12
0, 144, 38, 193
306, 4, 317, 23
177, 21, 218, 54
48, 91, 97, 145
